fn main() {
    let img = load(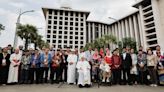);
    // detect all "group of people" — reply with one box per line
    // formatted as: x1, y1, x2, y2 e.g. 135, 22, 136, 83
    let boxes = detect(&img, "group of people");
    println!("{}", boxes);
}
0, 44, 164, 88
